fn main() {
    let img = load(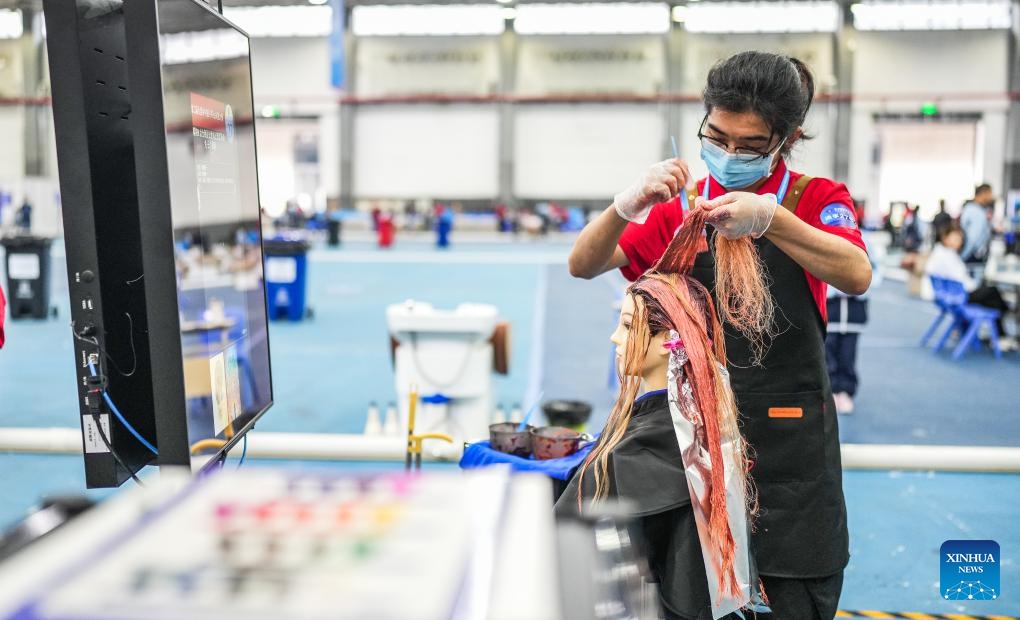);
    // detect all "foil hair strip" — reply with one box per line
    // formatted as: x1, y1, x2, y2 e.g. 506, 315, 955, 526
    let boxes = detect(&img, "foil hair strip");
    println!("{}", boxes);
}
666, 330, 752, 619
